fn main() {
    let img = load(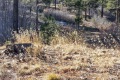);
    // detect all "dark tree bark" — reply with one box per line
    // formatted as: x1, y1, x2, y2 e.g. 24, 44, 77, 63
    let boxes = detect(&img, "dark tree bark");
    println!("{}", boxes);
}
36, 0, 39, 36
101, 0, 104, 18
55, 0, 57, 9
13, 0, 19, 33
29, 0, 32, 28
88, 4, 91, 19
84, 1, 87, 20
101, 5, 104, 17
85, 8, 87, 20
